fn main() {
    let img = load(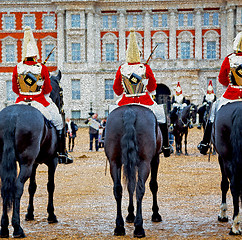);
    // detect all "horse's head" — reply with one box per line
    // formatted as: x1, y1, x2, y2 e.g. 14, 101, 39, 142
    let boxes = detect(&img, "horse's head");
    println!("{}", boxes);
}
50, 70, 64, 113
189, 103, 197, 124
